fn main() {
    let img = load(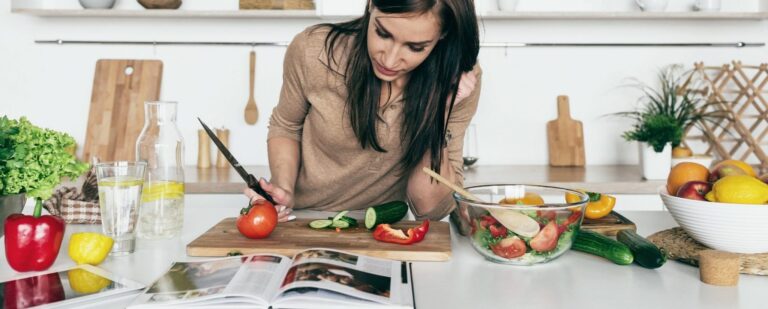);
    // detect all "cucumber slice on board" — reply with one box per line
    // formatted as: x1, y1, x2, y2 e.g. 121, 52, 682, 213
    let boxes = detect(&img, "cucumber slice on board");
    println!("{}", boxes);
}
309, 219, 334, 229
365, 201, 409, 229
331, 220, 350, 229
332, 210, 349, 222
